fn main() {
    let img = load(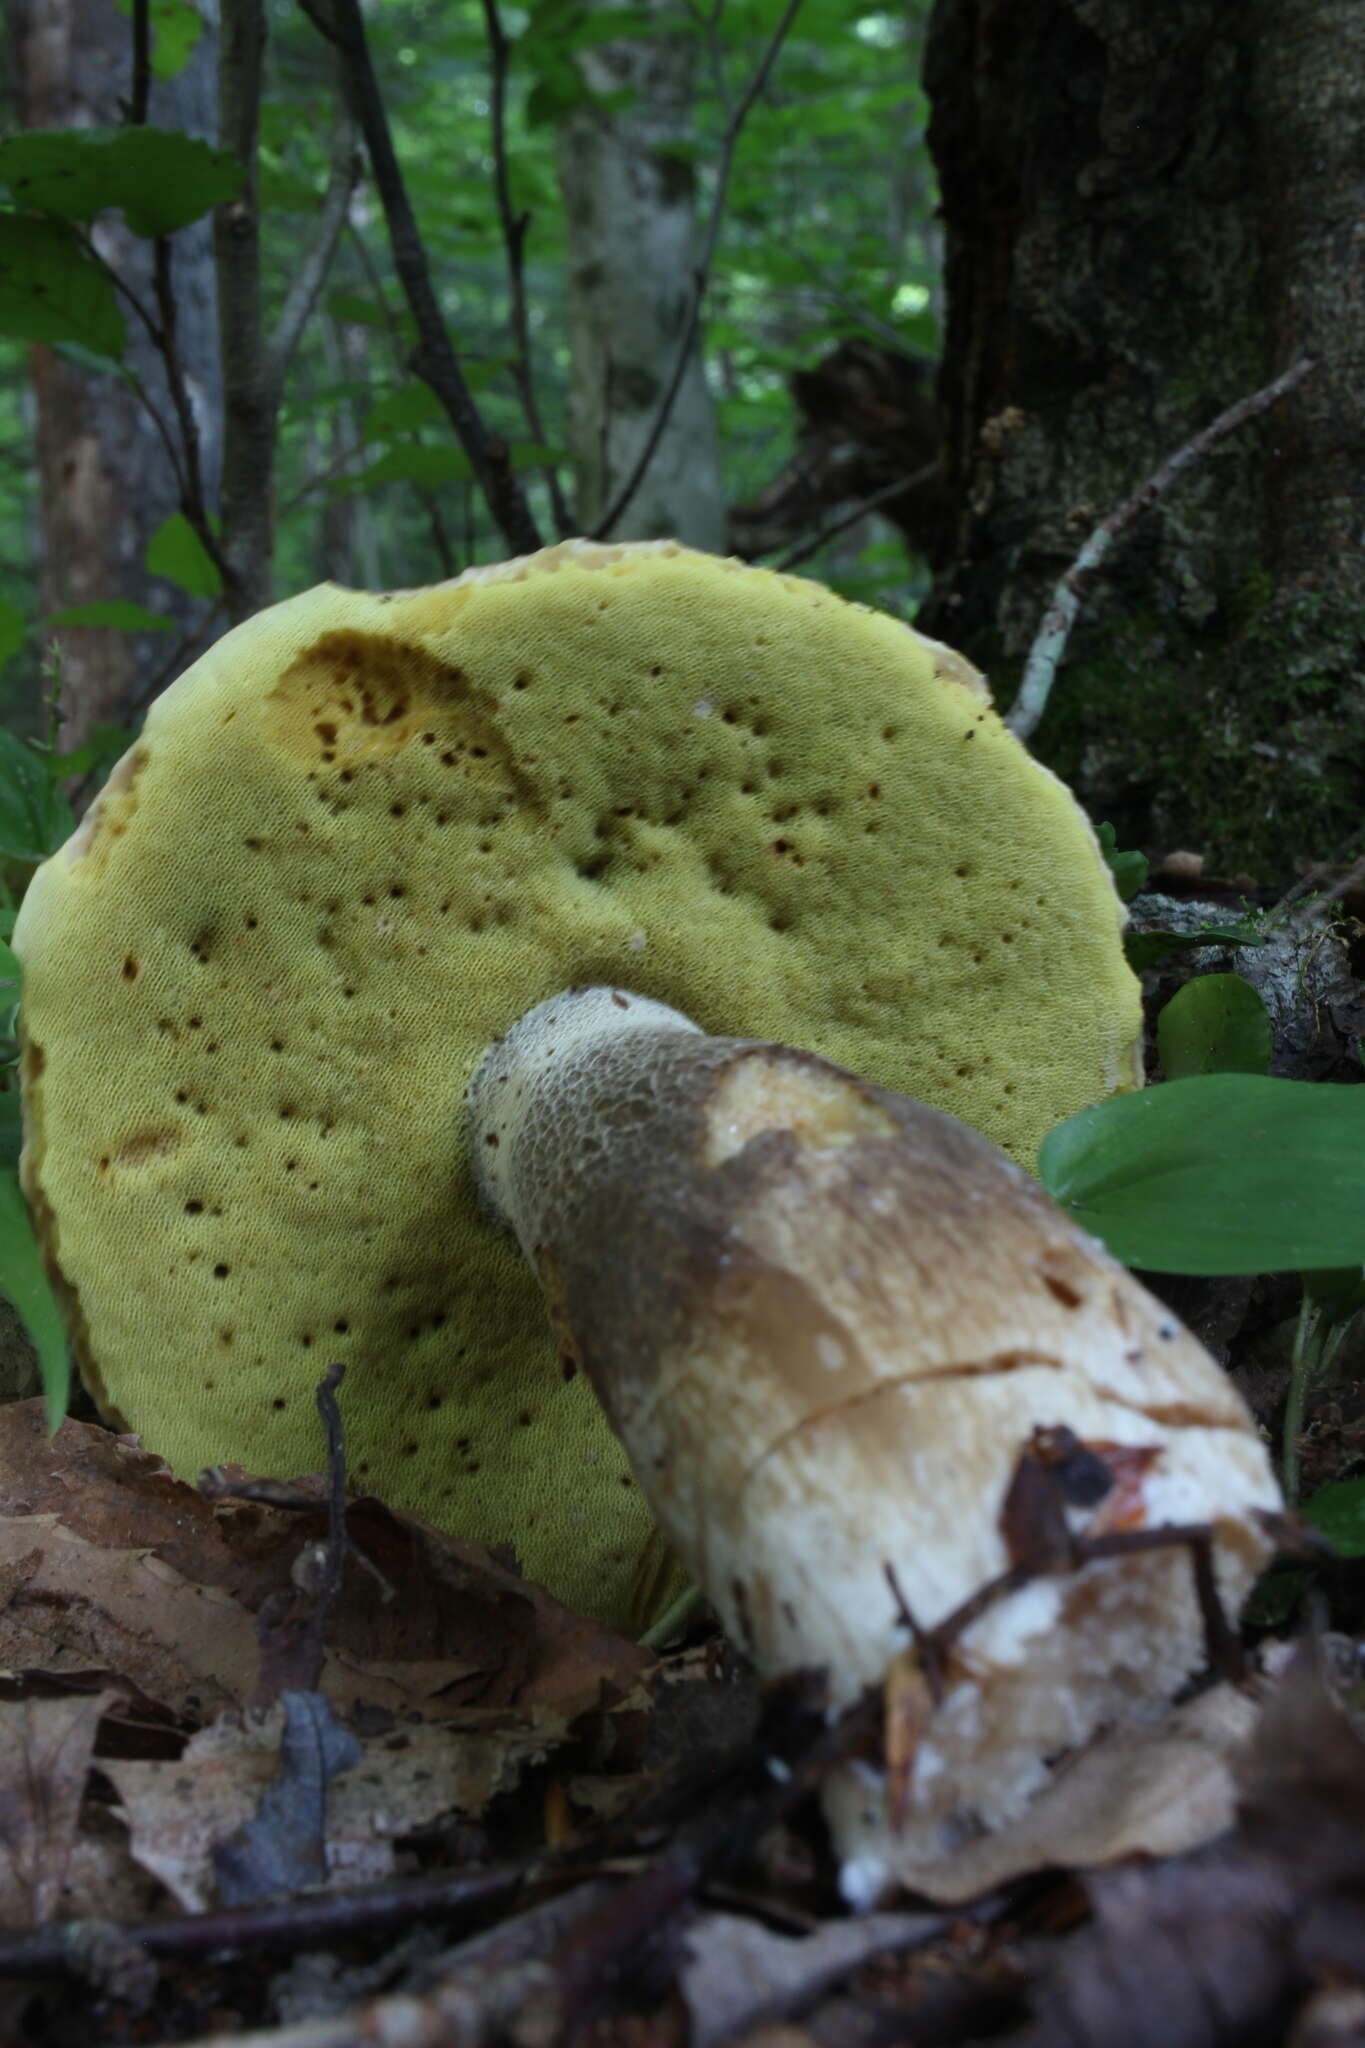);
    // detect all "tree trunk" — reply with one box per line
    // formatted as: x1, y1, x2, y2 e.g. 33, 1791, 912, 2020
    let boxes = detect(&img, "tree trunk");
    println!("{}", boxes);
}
5, 0, 221, 744
919, 0, 1365, 875
557, 0, 726, 551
